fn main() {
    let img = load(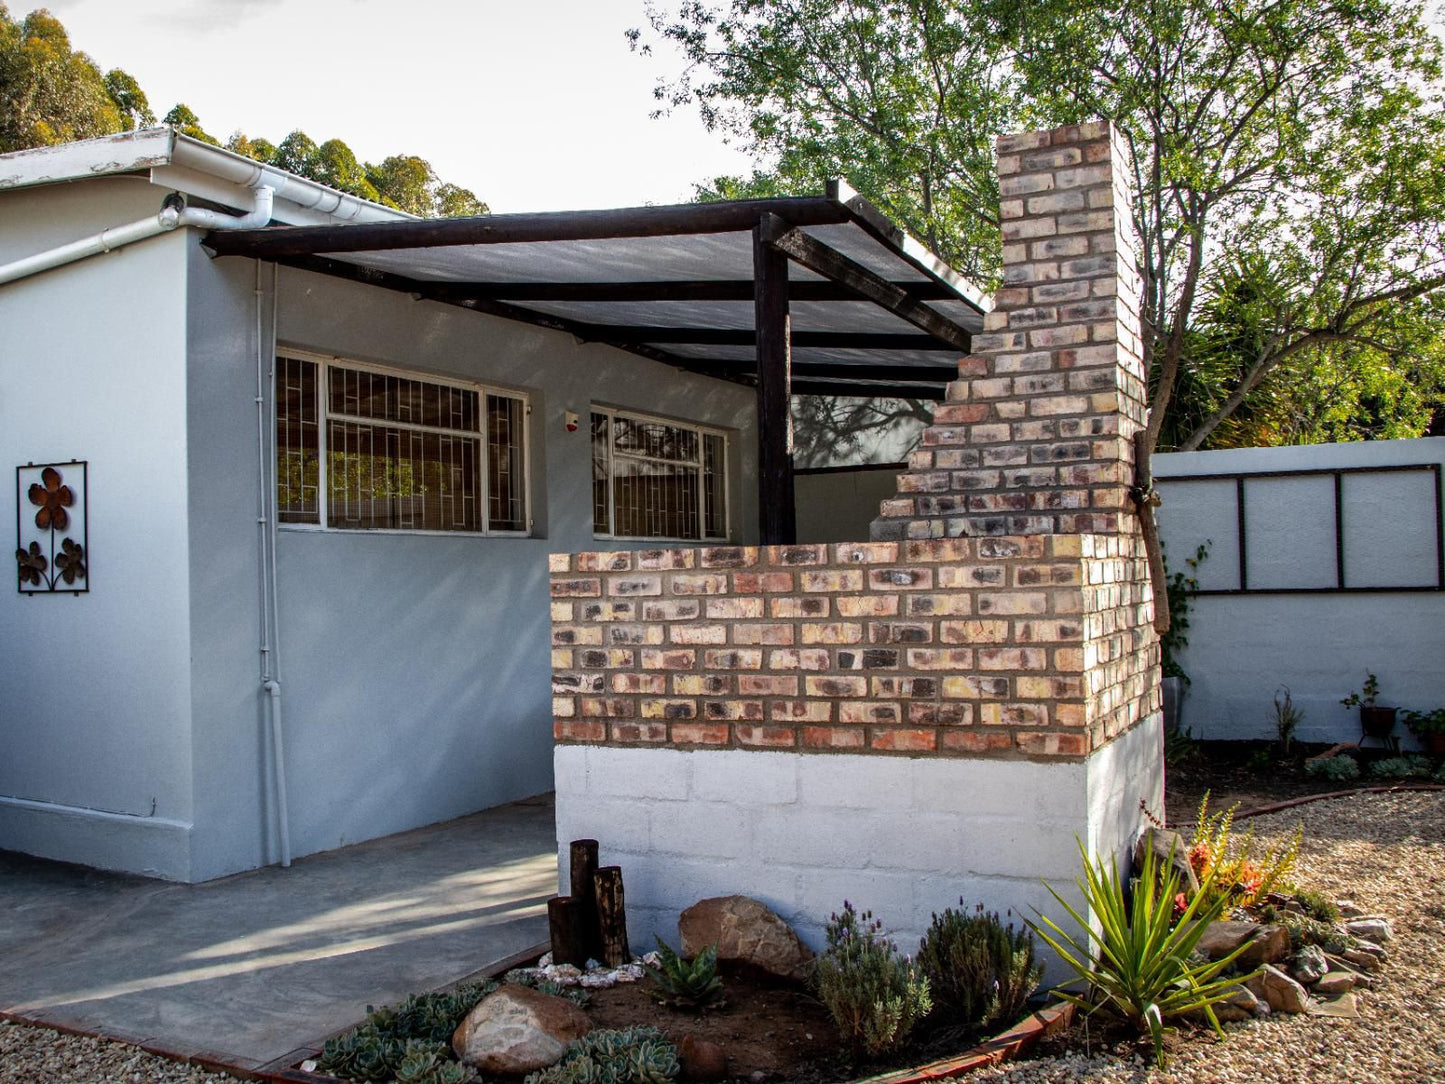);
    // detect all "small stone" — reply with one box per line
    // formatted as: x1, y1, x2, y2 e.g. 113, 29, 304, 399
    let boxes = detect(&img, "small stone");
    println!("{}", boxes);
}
1342, 948, 1381, 971
1213, 985, 1258, 1022
1352, 939, 1388, 960
1307, 992, 1362, 1019
1337, 900, 1364, 917
1289, 945, 1329, 985
1246, 964, 1309, 1014
1314, 971, 1357, 996
1344, 918, 1392, 943
537, 952, 554, 967
750, 1072, 768, 1084
679, 1035, 729, 1082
